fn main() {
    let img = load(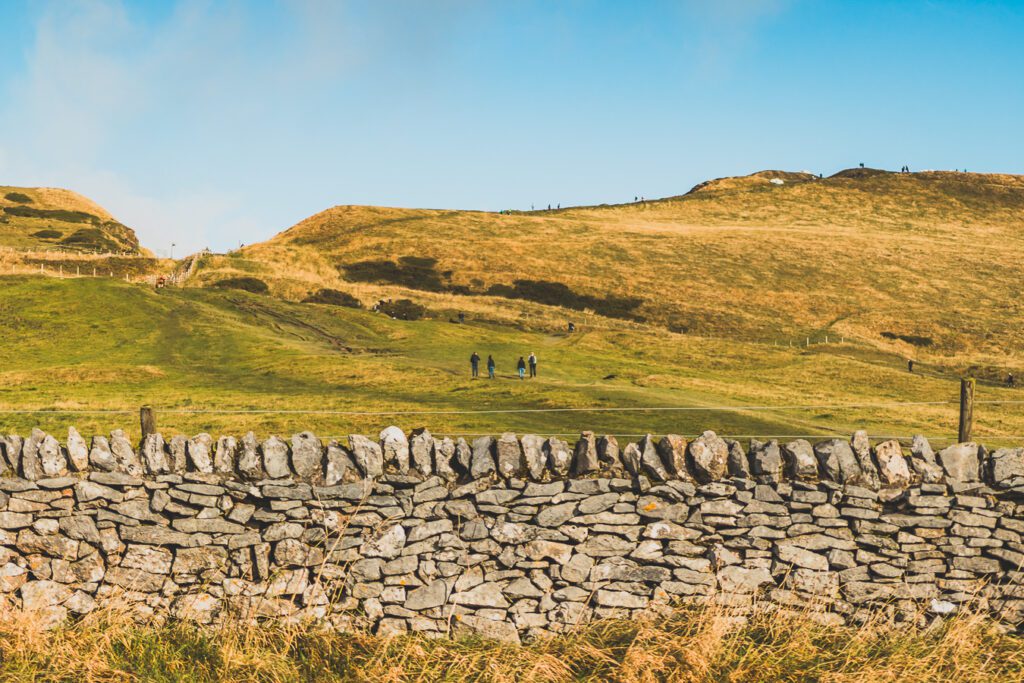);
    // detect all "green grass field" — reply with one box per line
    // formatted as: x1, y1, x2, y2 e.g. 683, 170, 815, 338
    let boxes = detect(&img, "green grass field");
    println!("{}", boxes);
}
2, 275, 1020, 446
